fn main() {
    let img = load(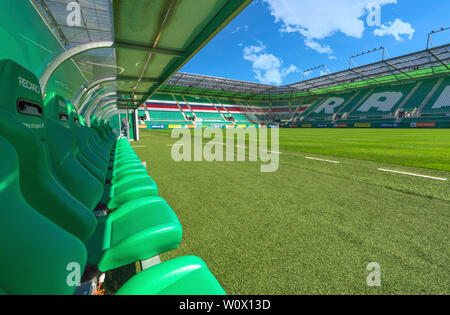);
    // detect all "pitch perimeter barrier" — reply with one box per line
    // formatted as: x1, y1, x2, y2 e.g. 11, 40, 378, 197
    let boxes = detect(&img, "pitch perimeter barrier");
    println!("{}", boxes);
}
282, 120, 450, 129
